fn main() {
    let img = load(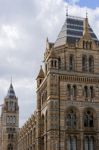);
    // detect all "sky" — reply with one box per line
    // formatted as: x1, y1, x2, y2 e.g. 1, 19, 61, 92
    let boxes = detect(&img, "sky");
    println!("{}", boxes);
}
66, 0, 99, 9
0, 0, 99, 127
